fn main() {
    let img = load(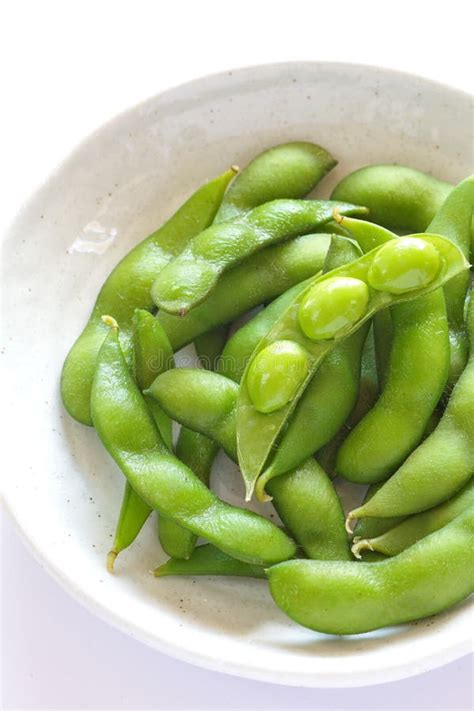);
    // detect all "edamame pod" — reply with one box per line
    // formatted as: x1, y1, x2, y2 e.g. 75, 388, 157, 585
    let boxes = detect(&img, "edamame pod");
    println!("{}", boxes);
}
107, 311, 175, 571
146, 369, 349, 560
155, 544, 267, 579
157, 233, 332, 349
158, 328, 226, 560
336, 289, 449, 483
92, 324, 296, 566
214, 141, 336, 223
316, 326, 380, 476
347, 294, 474, 523
259, 236, 369, 486
331, 164, 452, 232
237, 234, 468, 500
268, 509, 474, 635
352, 479, 474, 558
61, 168, 236, 425
427, 176, 474, 383
151, 200, 367, 314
